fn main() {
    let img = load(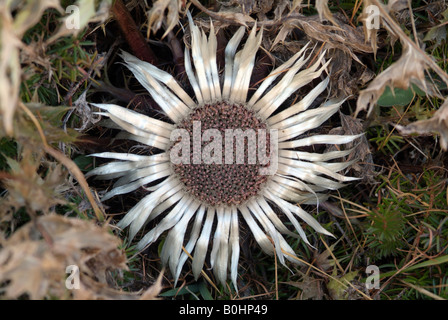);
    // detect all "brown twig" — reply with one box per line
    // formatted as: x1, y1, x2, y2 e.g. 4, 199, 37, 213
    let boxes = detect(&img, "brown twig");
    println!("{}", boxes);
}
112, 0, 158, 65
166, 29, 186, 80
